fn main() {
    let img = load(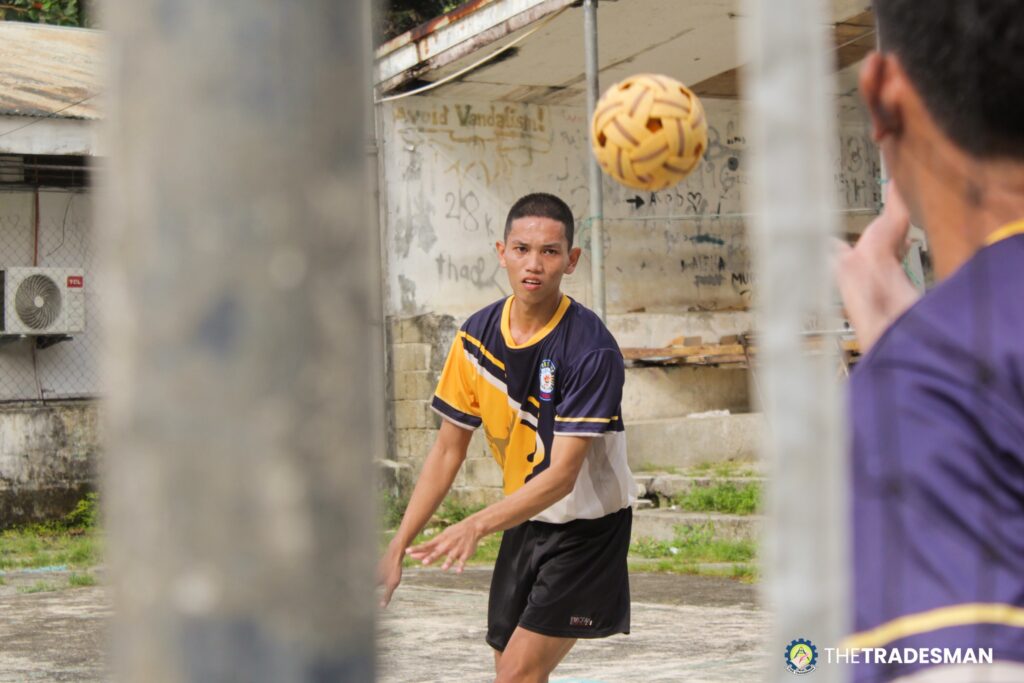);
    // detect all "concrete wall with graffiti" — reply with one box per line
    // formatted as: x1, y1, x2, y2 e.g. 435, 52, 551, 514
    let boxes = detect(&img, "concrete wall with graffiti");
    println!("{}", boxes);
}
377, 92, 878, 500
378, 95, 879, 319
